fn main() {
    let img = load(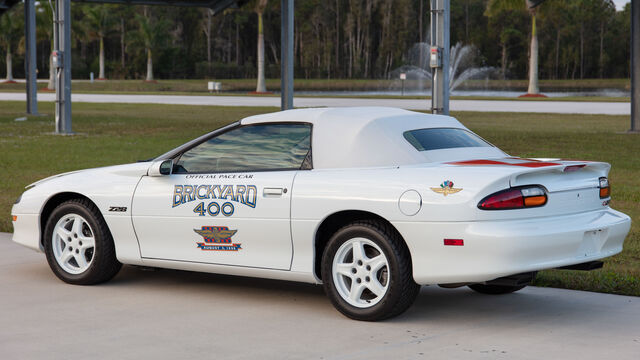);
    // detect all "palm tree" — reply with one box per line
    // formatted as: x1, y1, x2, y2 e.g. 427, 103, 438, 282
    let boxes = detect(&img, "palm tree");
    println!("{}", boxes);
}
487, 0, 546, 95
201, 9, 213, 66
134, 9, 169, 81
36, 2, 56, 89
84, 5, 115, 80
255, 0, 268, 93
0, 5, 24, 83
